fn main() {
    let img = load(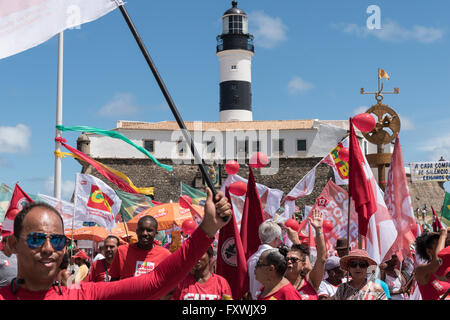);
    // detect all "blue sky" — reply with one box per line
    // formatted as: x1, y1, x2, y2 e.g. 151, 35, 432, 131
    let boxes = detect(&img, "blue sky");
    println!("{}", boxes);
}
1, 0, 449, 200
